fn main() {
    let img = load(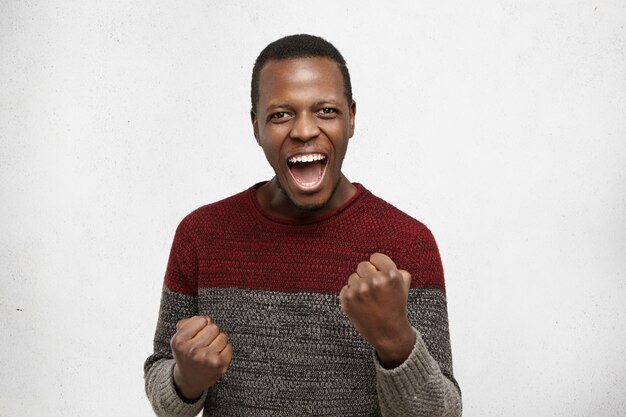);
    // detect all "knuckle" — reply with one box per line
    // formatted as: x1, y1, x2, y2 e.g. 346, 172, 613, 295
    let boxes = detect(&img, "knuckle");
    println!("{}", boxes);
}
170, 334, 182, 350
186, 344, 198, 357
388, 268, 401, 279
357, 283, 370, 296
370, 275, 385, 289
187, 340, 202, 354
209, 354, 224, 368
382, 268, 400, 284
